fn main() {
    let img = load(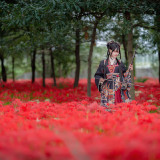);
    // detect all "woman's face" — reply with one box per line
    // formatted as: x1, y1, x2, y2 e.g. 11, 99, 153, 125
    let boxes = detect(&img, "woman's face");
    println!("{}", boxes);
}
109, 49, 119, 59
